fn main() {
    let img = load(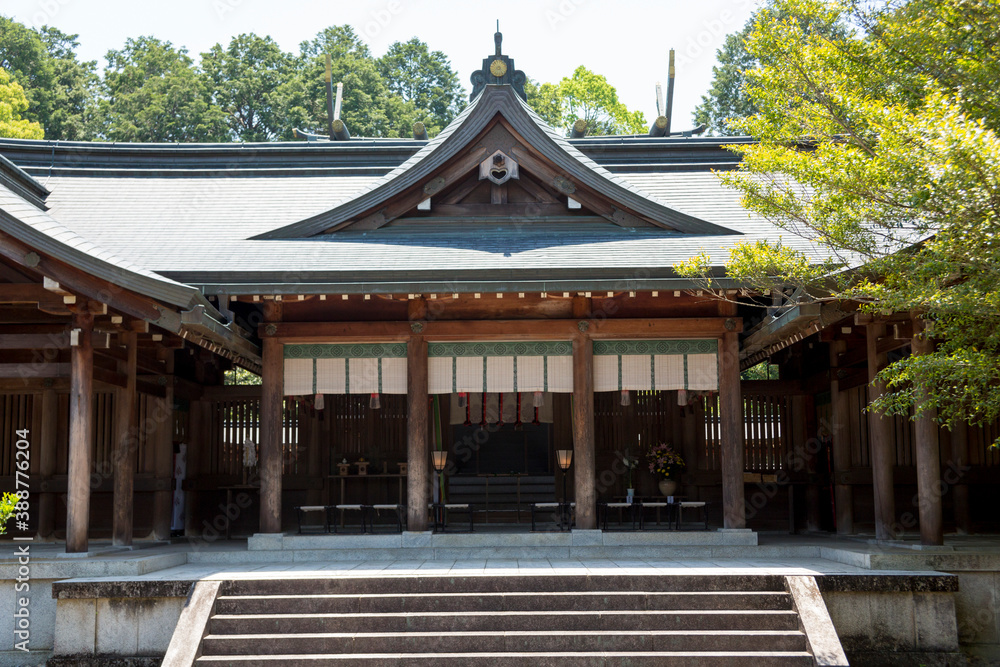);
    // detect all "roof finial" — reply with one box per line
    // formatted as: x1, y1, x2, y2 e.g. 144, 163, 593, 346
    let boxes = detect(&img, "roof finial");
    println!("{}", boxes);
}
495, 21, 502, 56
